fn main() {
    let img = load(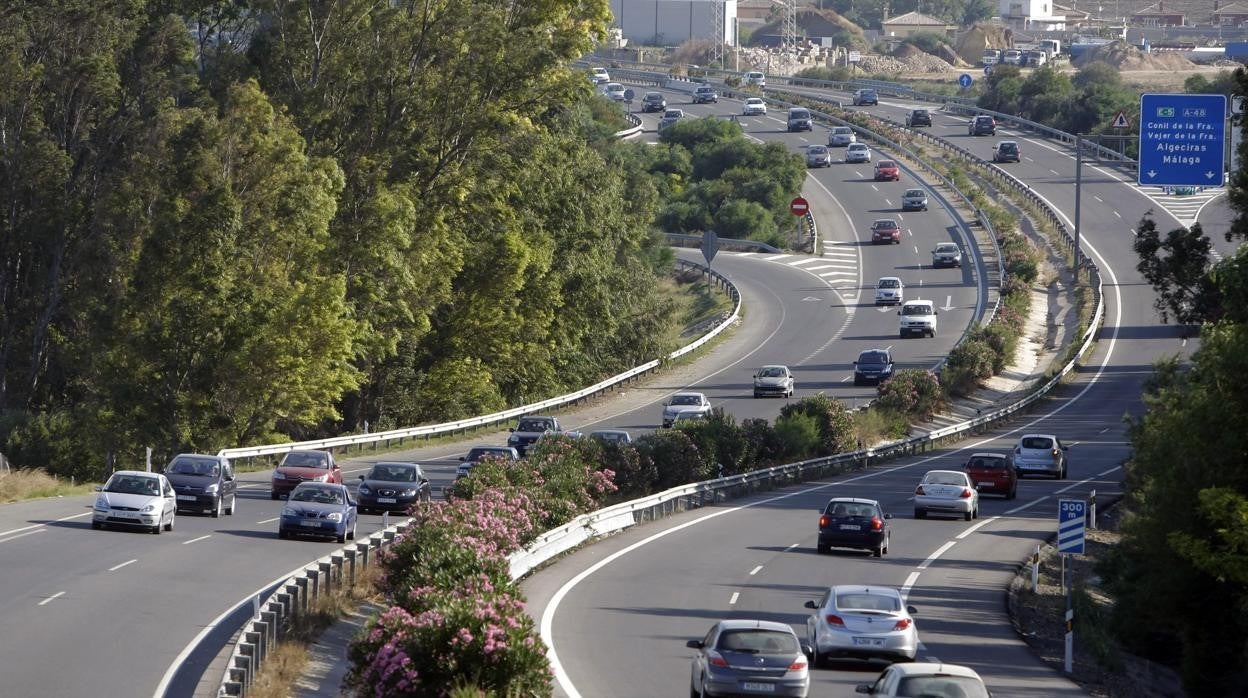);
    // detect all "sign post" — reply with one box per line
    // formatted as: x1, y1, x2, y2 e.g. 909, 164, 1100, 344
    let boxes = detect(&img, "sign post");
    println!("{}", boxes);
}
1138, 93, 1227, 187
789, 196, 809, 217
958, 73, 973, 90
701, 230, 719, 290
622, 88, 635, 113
1058, 498, 1086, 675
